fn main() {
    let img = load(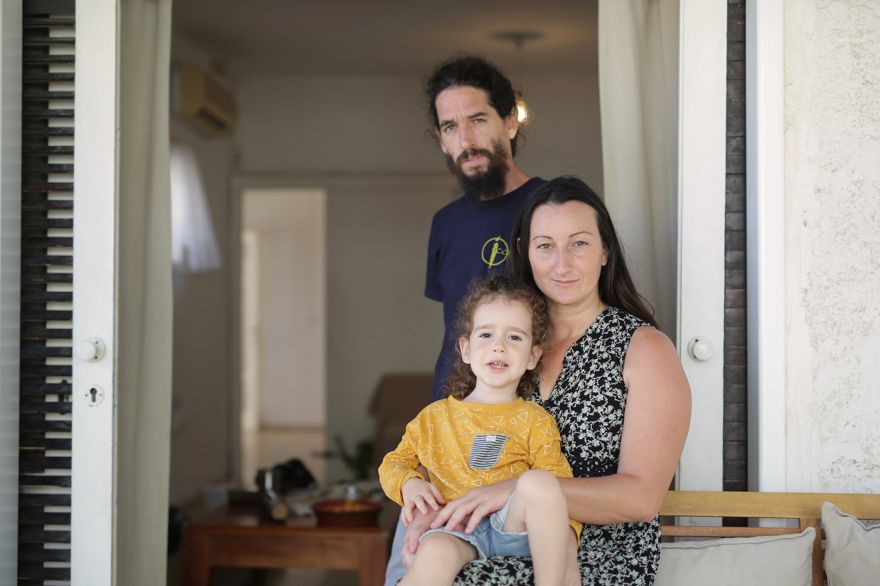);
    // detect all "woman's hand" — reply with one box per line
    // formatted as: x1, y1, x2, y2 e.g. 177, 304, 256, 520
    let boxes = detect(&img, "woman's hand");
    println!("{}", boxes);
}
401, 478, 445, 524
430, 477, 516, 534
401, 507, 439, 568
